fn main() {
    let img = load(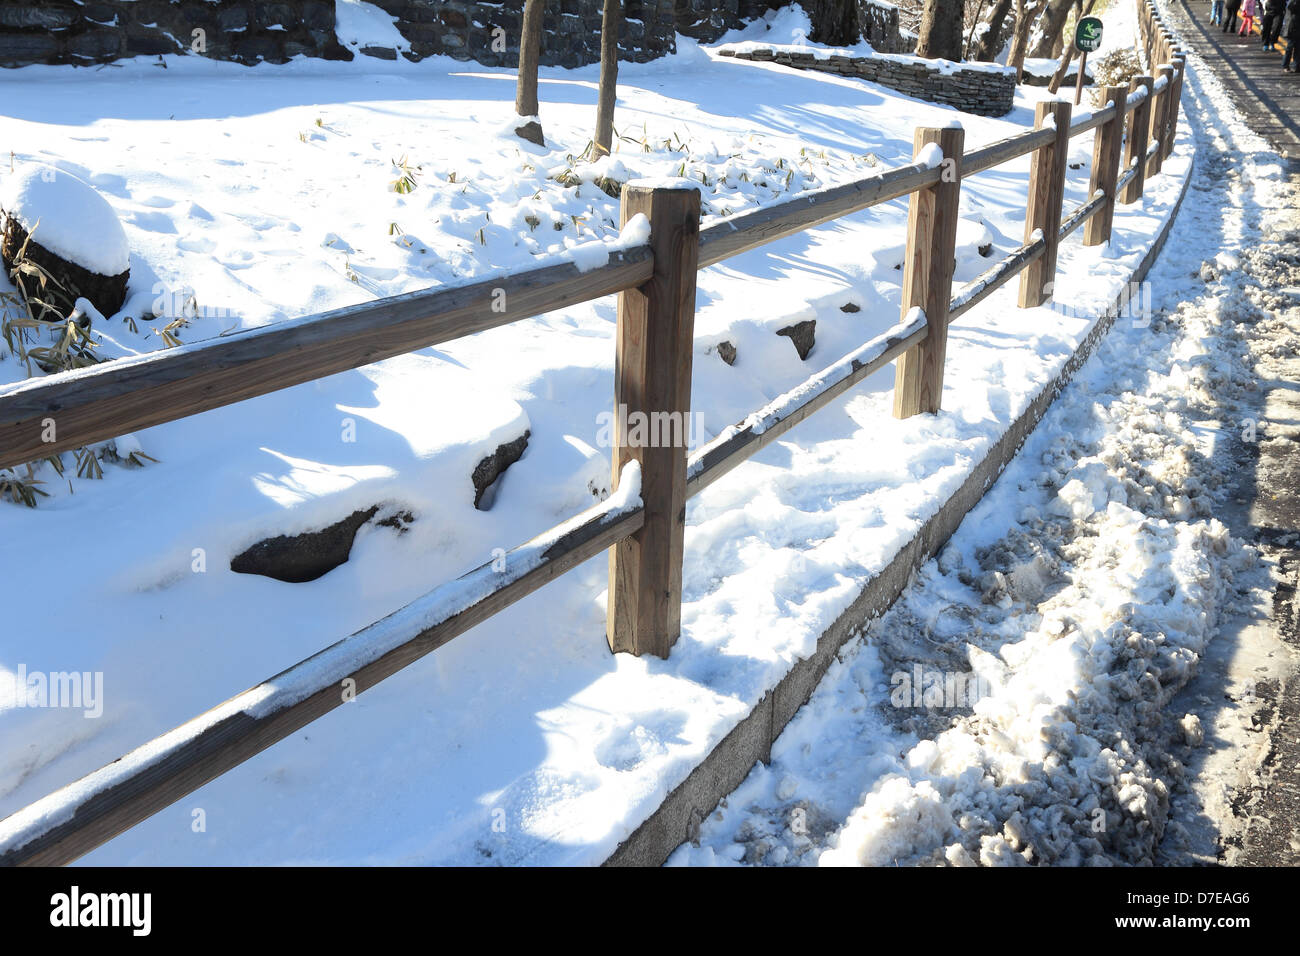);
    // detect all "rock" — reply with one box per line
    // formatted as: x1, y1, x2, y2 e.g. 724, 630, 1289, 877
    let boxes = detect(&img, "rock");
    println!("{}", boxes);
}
716, 340, 737, 365
777, 319, 816, 361
515, 120, 544, 147
230, 507, 414, 583
978, 242, 994, 257
0, 165, 129, 319
840, 302, 861, 313
472, 430, 530, 509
